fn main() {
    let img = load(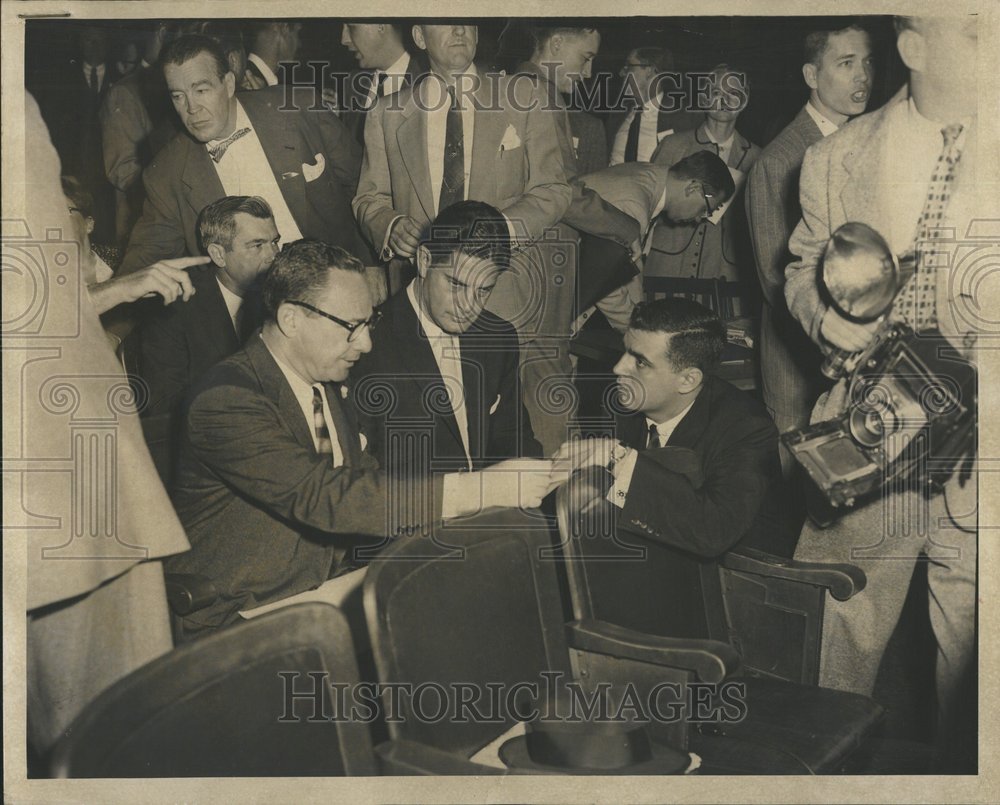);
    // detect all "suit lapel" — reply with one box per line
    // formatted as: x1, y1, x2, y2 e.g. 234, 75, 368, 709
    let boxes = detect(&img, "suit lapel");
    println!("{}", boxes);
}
247, 337, 315, 451
324, 384, 362, 466
240, 94, 313, 233
395, 293, 466, 449
616, 411, 649, 451
181, 140, 225, 228
397, 86, 435, 220
458, 329, 486, 461
468, 74, 501, 202
667, 382, 712, 448
197, 271, 240, 352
